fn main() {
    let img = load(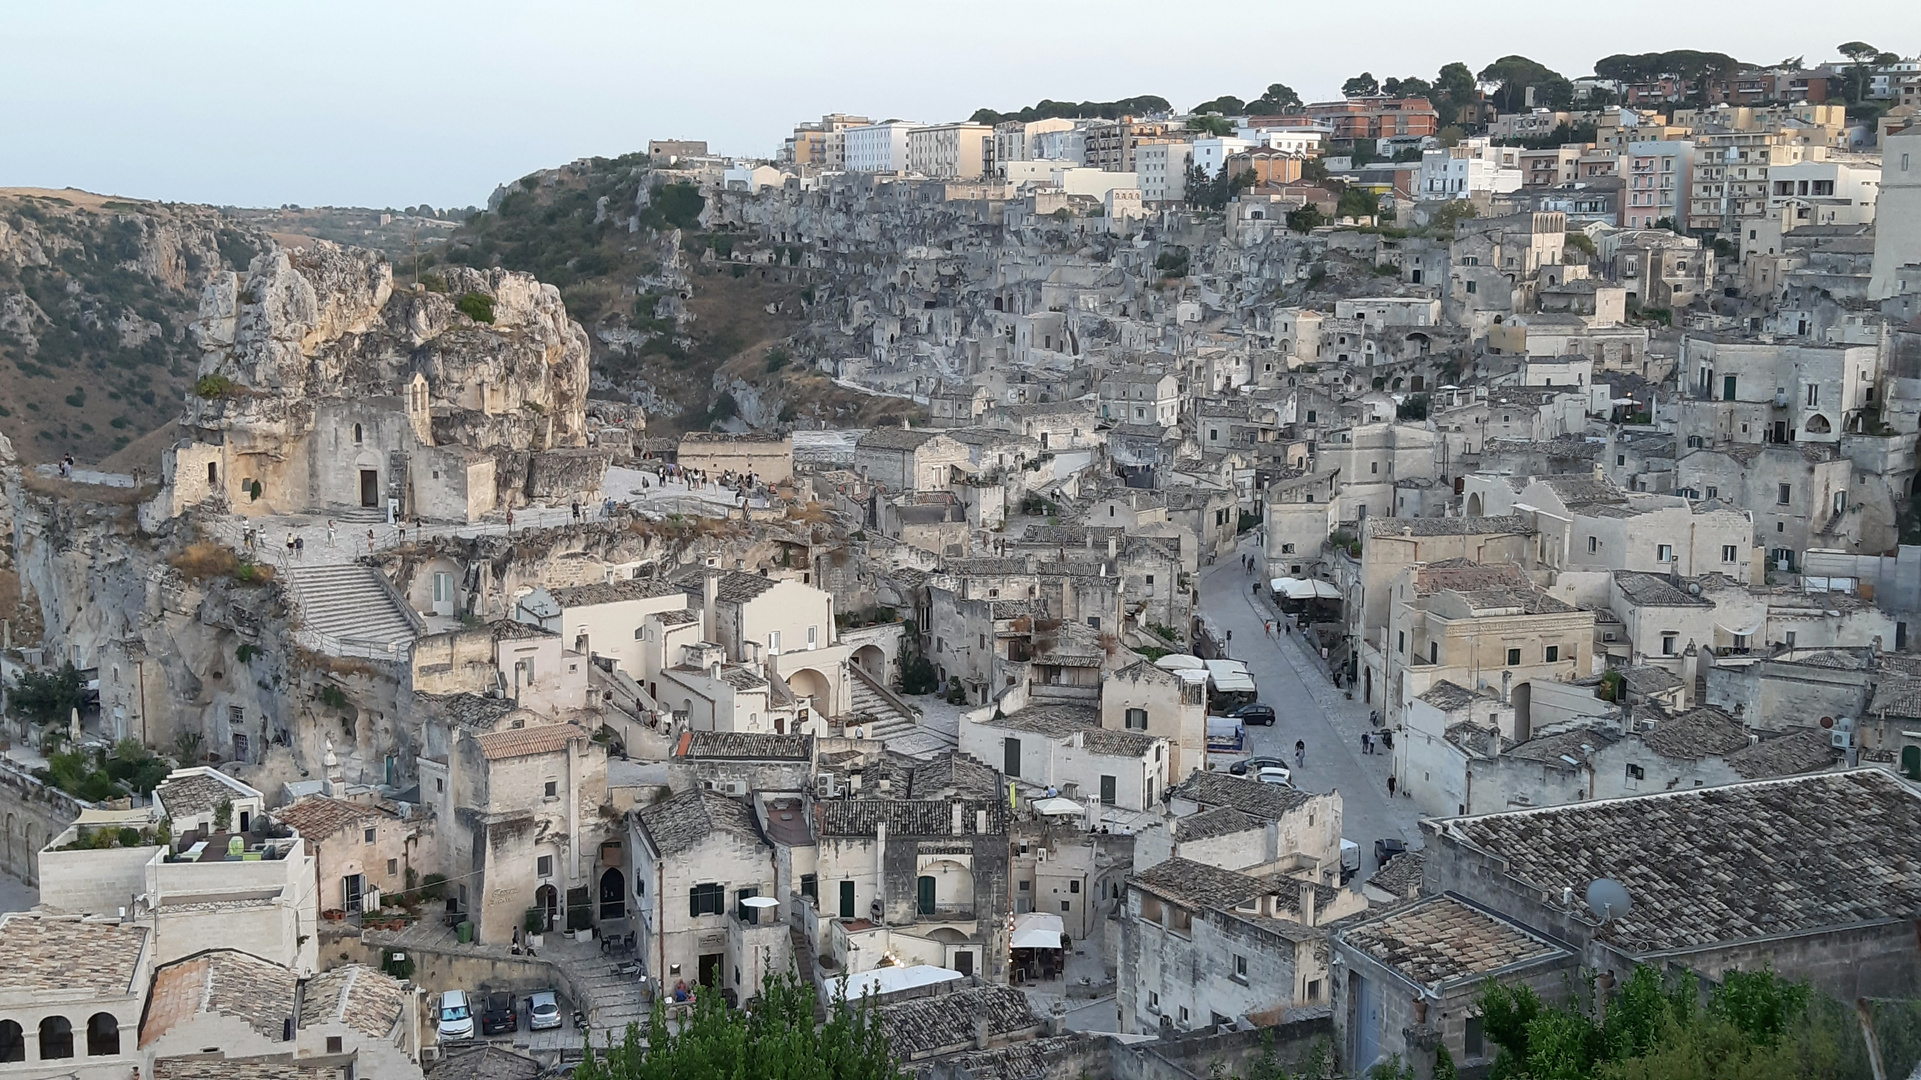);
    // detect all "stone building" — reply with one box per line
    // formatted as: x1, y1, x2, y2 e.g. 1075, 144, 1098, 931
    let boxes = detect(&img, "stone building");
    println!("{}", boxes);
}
1099, 659, 1209, 783
674, 432, 794, 486
630, 789, 787, 998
